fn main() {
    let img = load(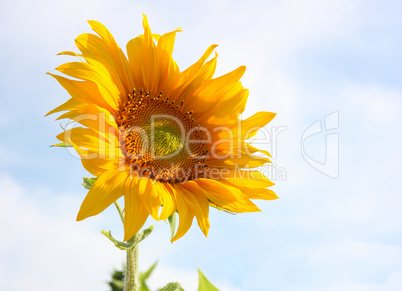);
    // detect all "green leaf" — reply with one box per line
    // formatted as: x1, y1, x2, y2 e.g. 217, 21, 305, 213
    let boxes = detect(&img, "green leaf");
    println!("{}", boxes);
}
136, 225, 154, 244
141, 261, 157, 281
139, 261, 158, 291
108, 268, 125, 291
159, 282, 184, 291
109, 279, 124, 291
101, 230, 133, 250
168, 212, 177, 240
50, 142, 73, 147
107, 262, 158, 291
101, 225, 154, 251
198, 269, 220, 291
82, 177, 97, 190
